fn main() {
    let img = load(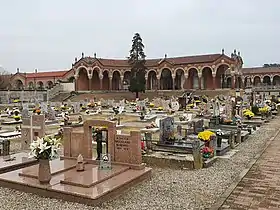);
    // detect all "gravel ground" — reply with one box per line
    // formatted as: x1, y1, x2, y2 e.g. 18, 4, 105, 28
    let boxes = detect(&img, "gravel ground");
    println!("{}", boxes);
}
1, 117, 280, 210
